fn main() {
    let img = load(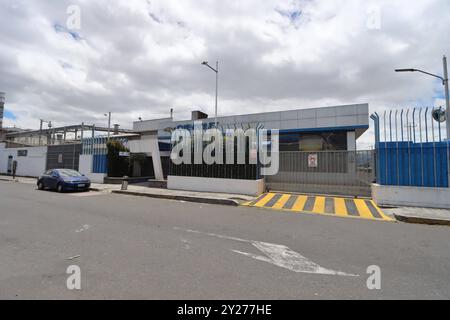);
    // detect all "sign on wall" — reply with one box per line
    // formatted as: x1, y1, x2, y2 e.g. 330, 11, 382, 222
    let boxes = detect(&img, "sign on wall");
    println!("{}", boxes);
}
17, 150, 28, 157
308, 153, 318, 168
